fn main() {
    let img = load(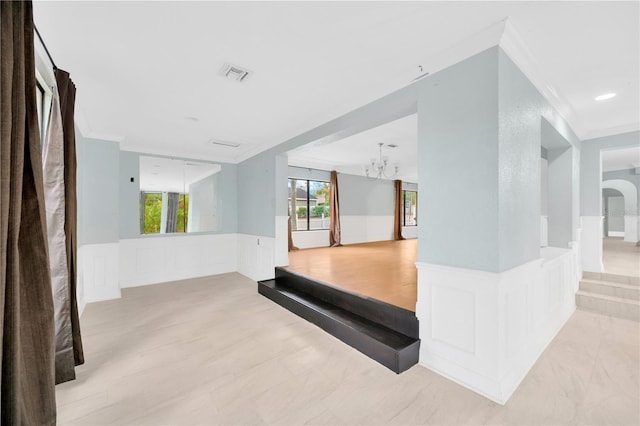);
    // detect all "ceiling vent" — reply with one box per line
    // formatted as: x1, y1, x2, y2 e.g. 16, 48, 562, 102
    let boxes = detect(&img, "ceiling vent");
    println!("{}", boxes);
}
209, 139, 241, 148
219, 63, 251, 82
